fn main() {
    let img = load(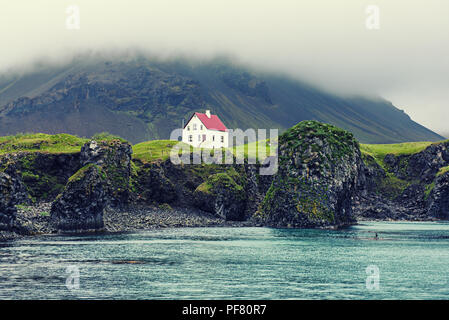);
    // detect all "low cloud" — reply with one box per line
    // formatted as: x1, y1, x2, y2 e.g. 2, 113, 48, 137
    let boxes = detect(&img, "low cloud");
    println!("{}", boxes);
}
1, 0, 448, 133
